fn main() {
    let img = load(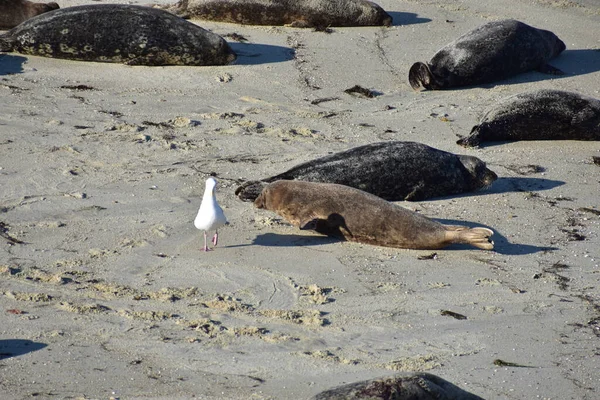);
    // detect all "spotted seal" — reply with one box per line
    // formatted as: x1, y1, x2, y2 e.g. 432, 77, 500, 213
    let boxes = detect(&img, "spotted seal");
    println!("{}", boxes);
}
312, 372, 484, 400
165, 0, 392, 27
236, 141, 497, 202
255, 180, 494, 250
409, 19, 565, 90
0, 0, 58, 29
0, 4, 236, 66
458, 89, 600, 147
